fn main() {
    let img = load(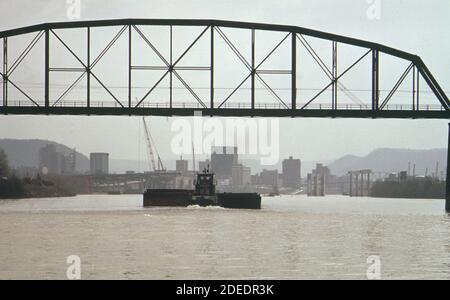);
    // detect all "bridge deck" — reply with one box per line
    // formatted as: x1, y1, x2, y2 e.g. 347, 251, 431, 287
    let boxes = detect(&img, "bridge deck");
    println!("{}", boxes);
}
1, 106, 448, 119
